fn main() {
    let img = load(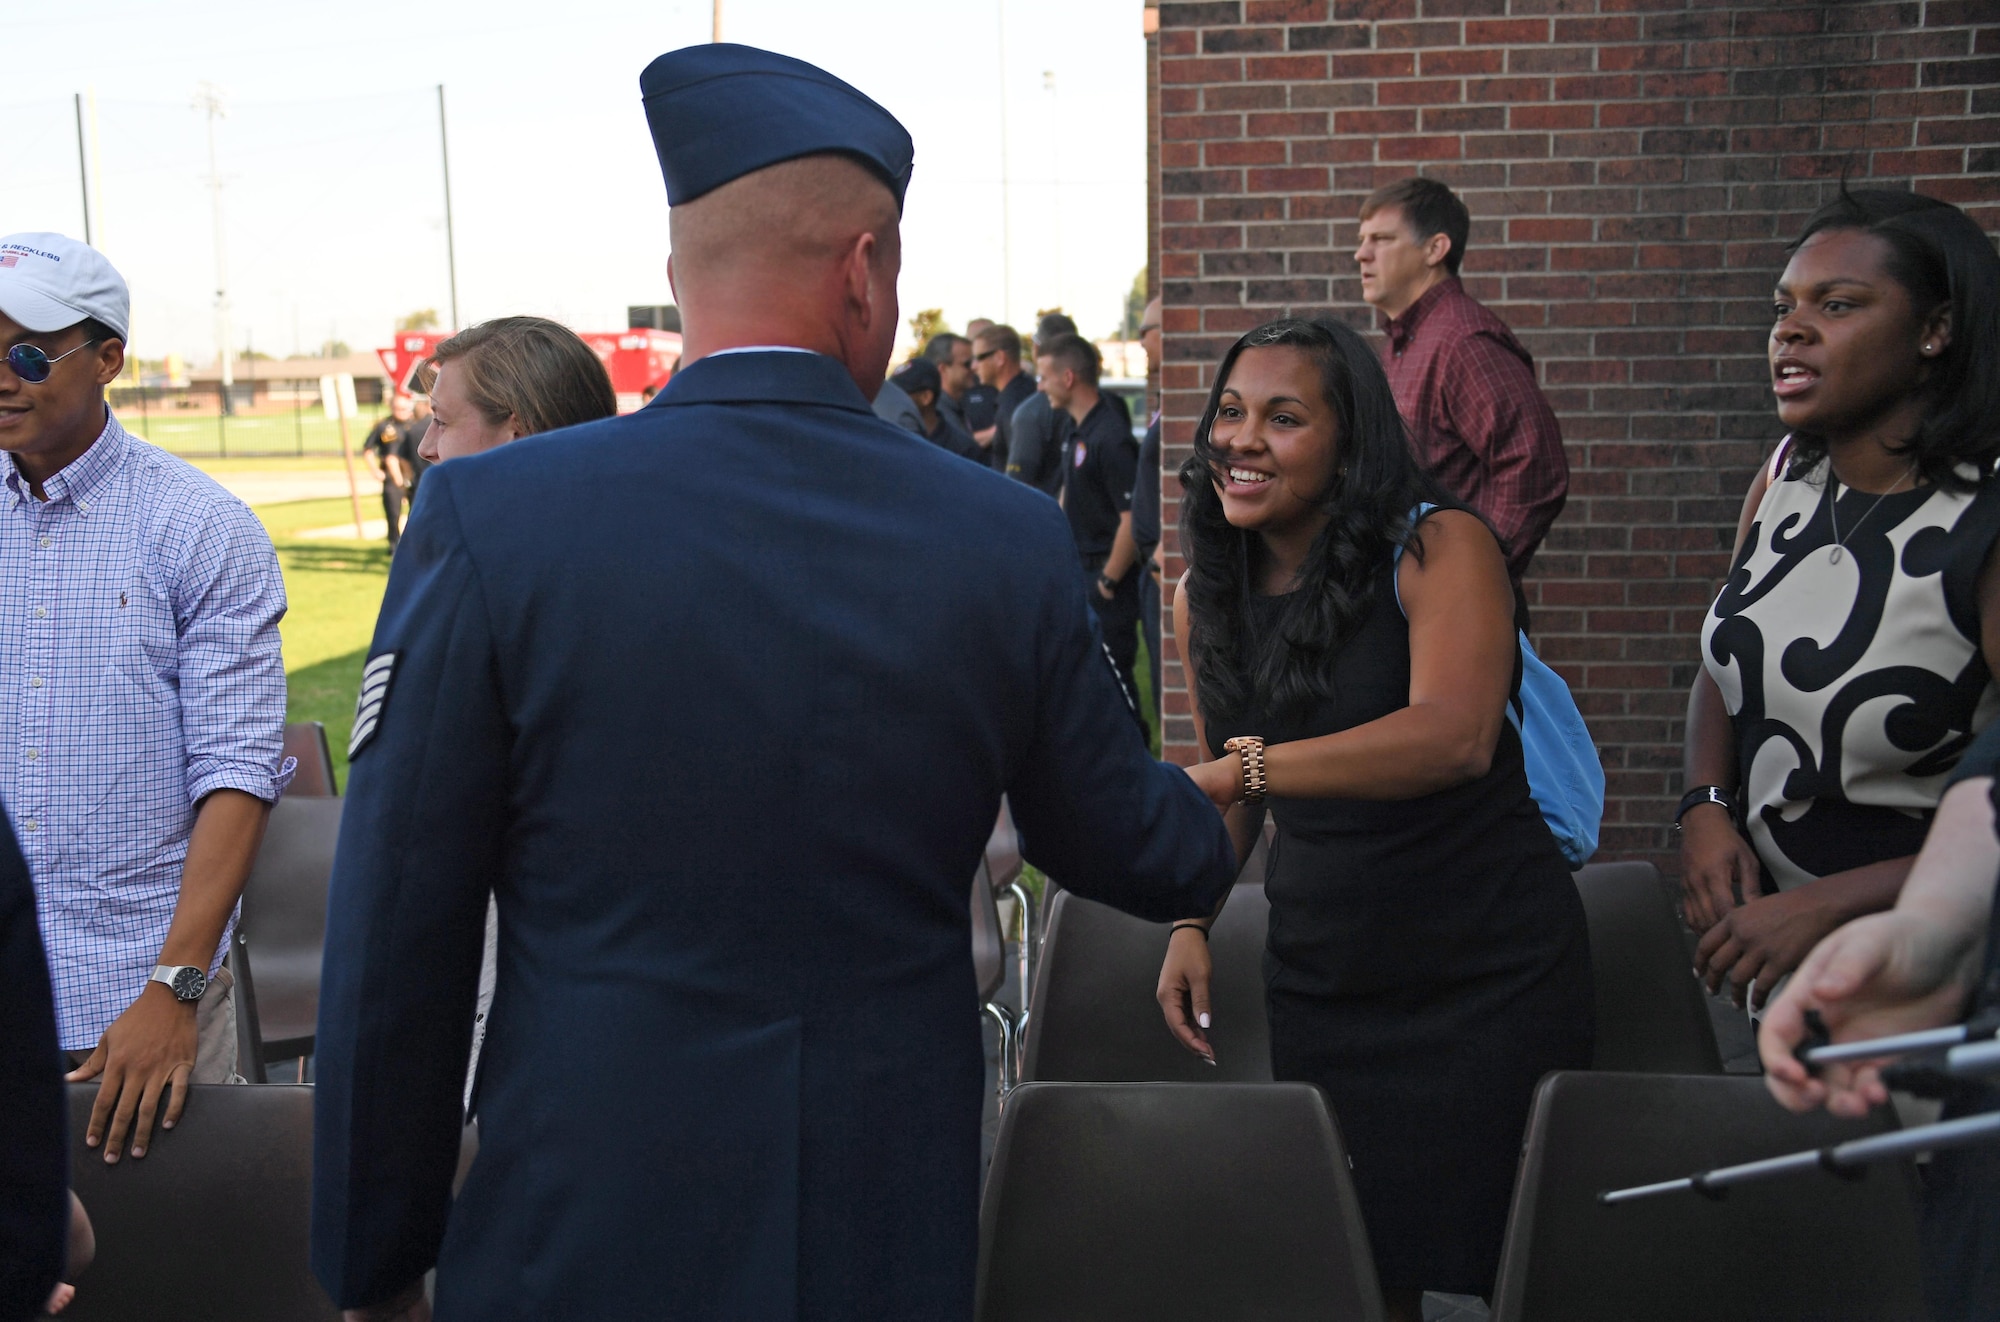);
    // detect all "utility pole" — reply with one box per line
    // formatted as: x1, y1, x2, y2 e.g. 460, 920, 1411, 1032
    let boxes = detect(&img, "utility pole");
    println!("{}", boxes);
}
996, 0, 1012, 325
437, 85, 460, 330
73, 95, 92, 245
195, 83, 233, 414
712, 0, 722, 41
